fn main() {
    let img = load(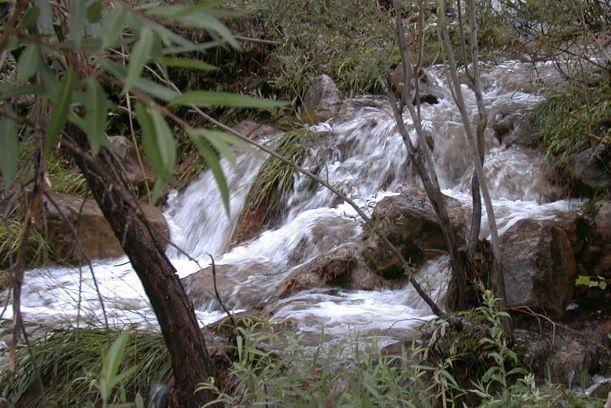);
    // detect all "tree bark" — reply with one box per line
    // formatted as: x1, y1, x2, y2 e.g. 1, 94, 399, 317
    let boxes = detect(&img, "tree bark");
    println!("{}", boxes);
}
63, 131, 214, 407
390, 0, 468, 309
